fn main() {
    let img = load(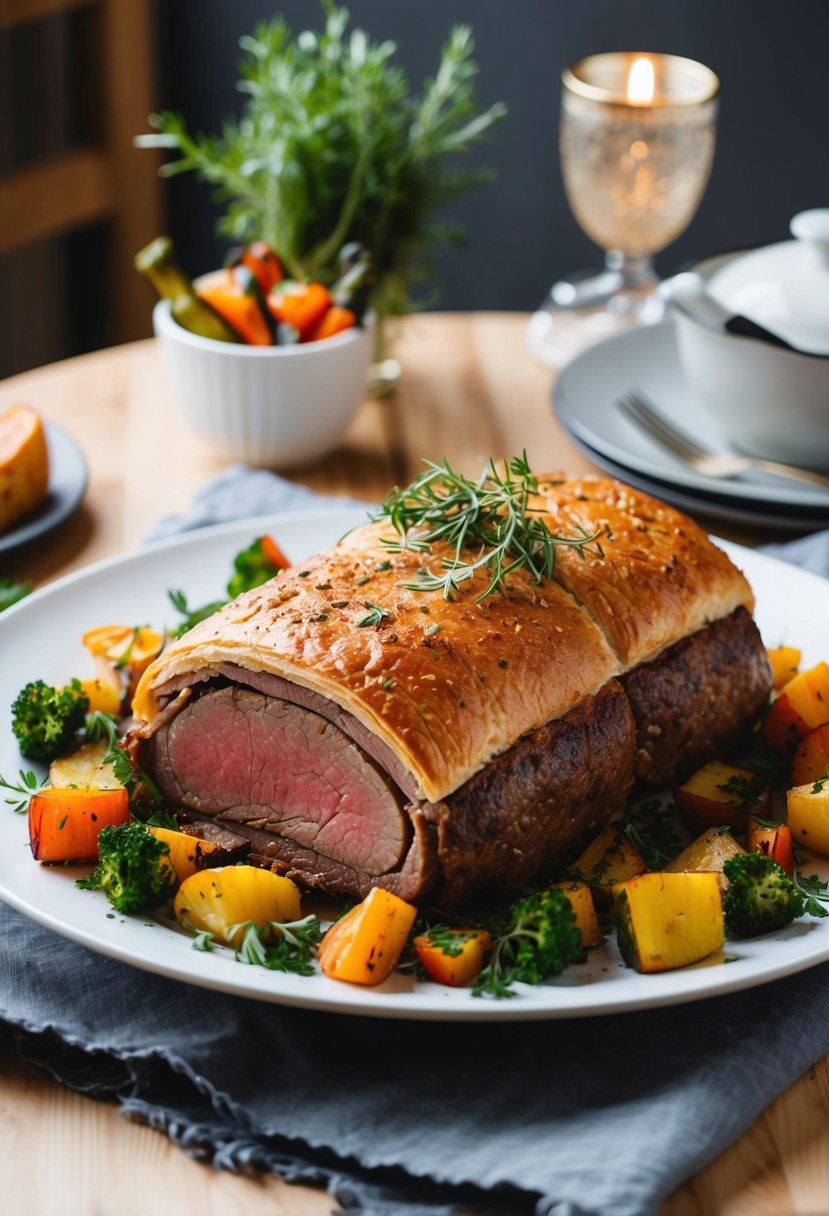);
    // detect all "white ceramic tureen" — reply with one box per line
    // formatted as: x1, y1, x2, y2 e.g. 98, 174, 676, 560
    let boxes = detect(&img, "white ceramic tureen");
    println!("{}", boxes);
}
661, 209, 829, 472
